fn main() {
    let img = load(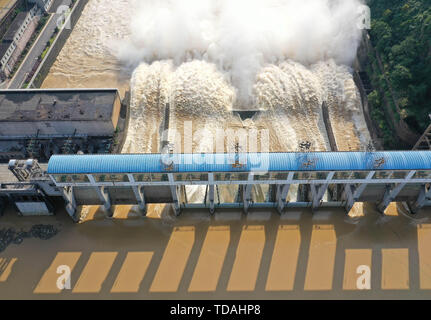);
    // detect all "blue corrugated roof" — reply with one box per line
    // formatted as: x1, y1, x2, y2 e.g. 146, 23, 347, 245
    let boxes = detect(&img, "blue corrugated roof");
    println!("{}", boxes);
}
47, 152, 431, 174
